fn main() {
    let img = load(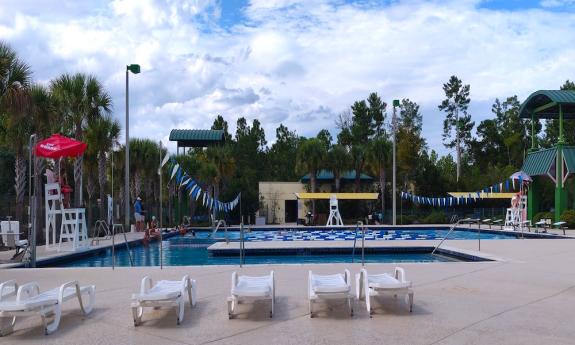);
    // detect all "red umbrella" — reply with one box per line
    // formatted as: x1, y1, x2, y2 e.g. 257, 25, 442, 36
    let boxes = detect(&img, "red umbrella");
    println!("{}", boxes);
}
34, 134, 87, 158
